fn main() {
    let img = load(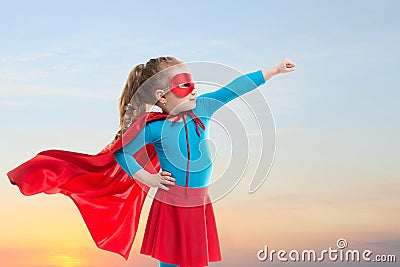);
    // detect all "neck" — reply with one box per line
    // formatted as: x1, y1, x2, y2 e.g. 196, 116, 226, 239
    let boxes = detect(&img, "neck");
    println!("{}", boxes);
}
163, 109, 192, 116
